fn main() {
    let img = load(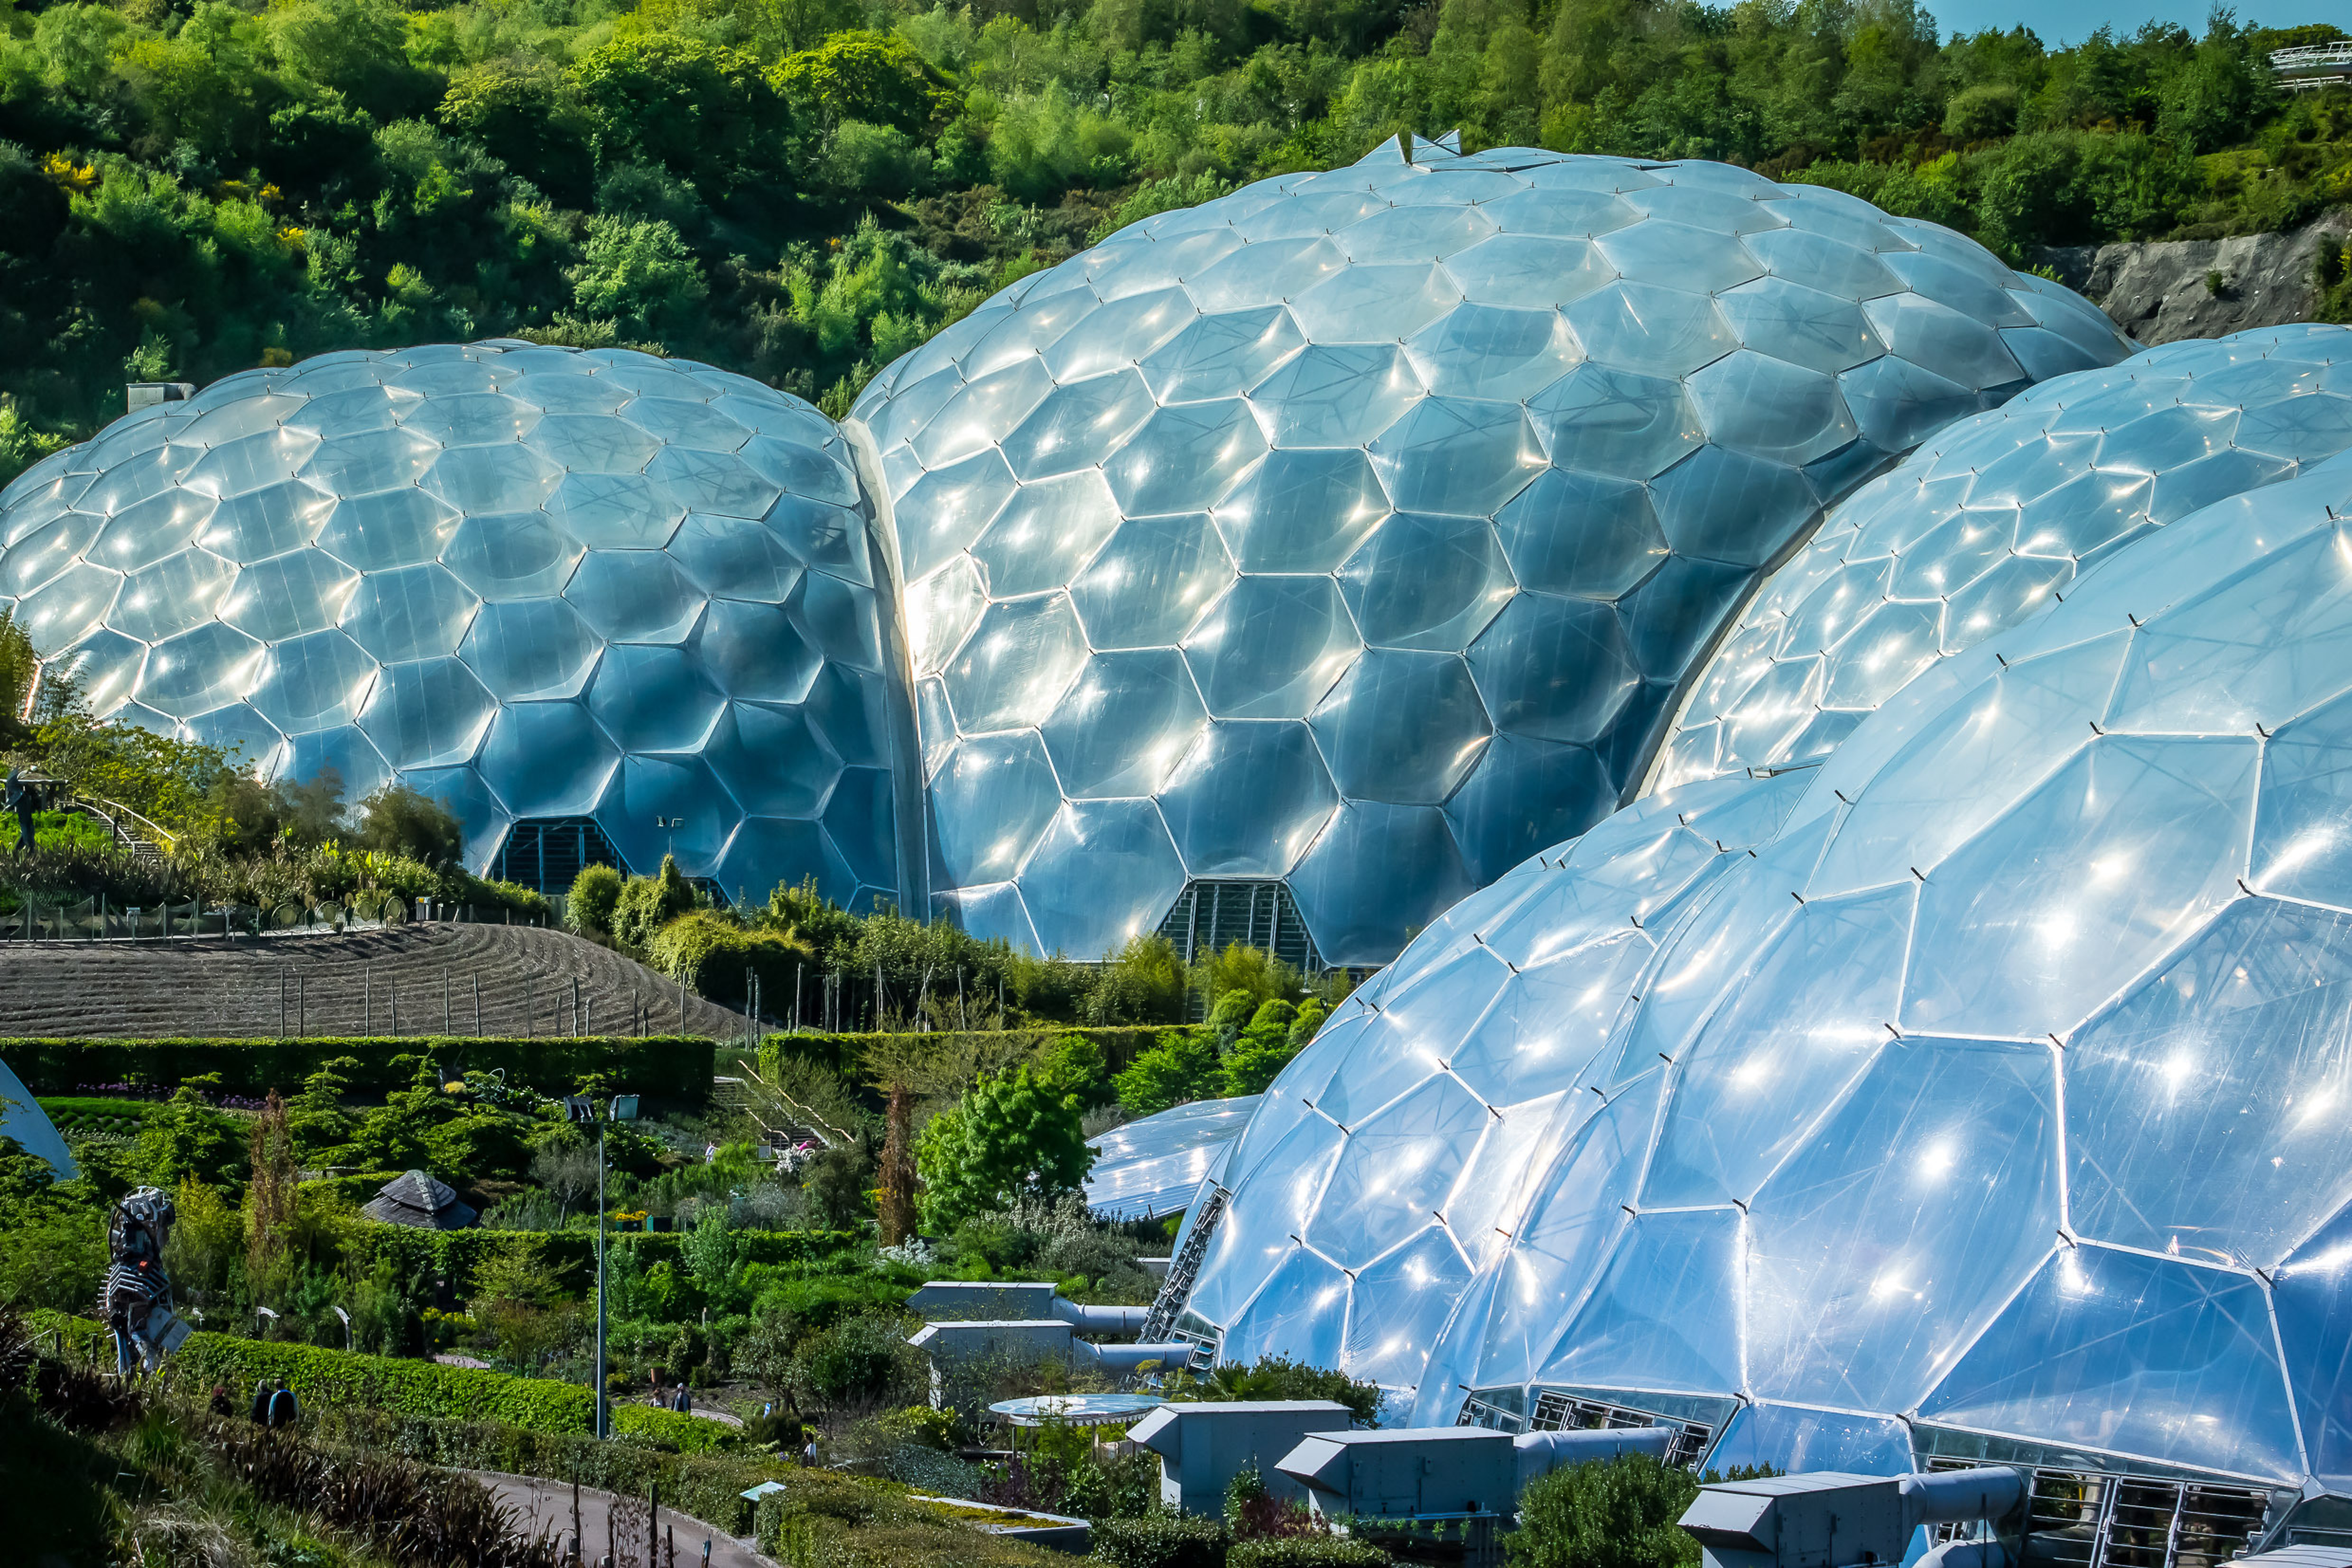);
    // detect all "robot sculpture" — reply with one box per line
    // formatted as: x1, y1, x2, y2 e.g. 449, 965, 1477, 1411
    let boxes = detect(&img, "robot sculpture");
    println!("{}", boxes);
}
102, 1185, 192, 1374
